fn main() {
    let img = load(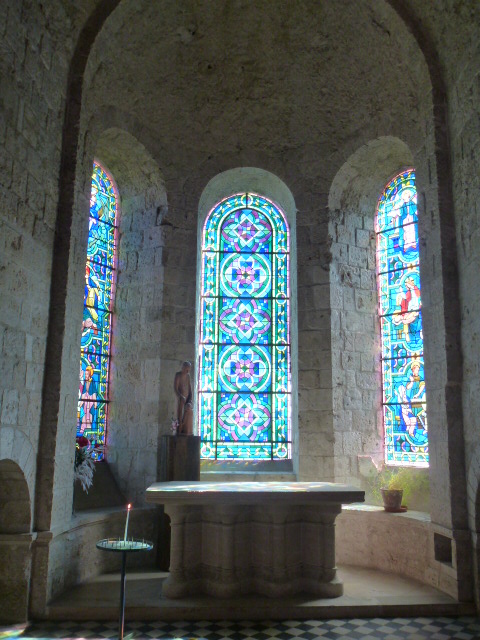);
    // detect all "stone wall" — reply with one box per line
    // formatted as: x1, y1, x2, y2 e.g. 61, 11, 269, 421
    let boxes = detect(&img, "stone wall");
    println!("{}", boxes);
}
328, 137, 416, 484
329, 202, 379, 483
433, 0, 480, 607
398, 0, 480, 480
0, 0, 104, 618
0, 0, 93, 526
431, 4, 480, 492
94, 128, 168, 506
